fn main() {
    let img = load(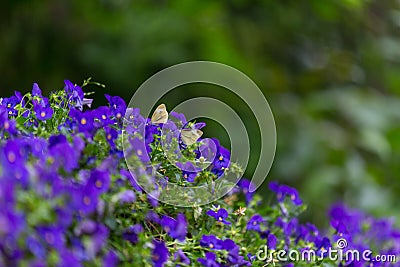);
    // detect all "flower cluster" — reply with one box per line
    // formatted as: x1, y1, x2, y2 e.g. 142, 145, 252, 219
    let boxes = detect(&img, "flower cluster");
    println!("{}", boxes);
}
0, 81, 398, 266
